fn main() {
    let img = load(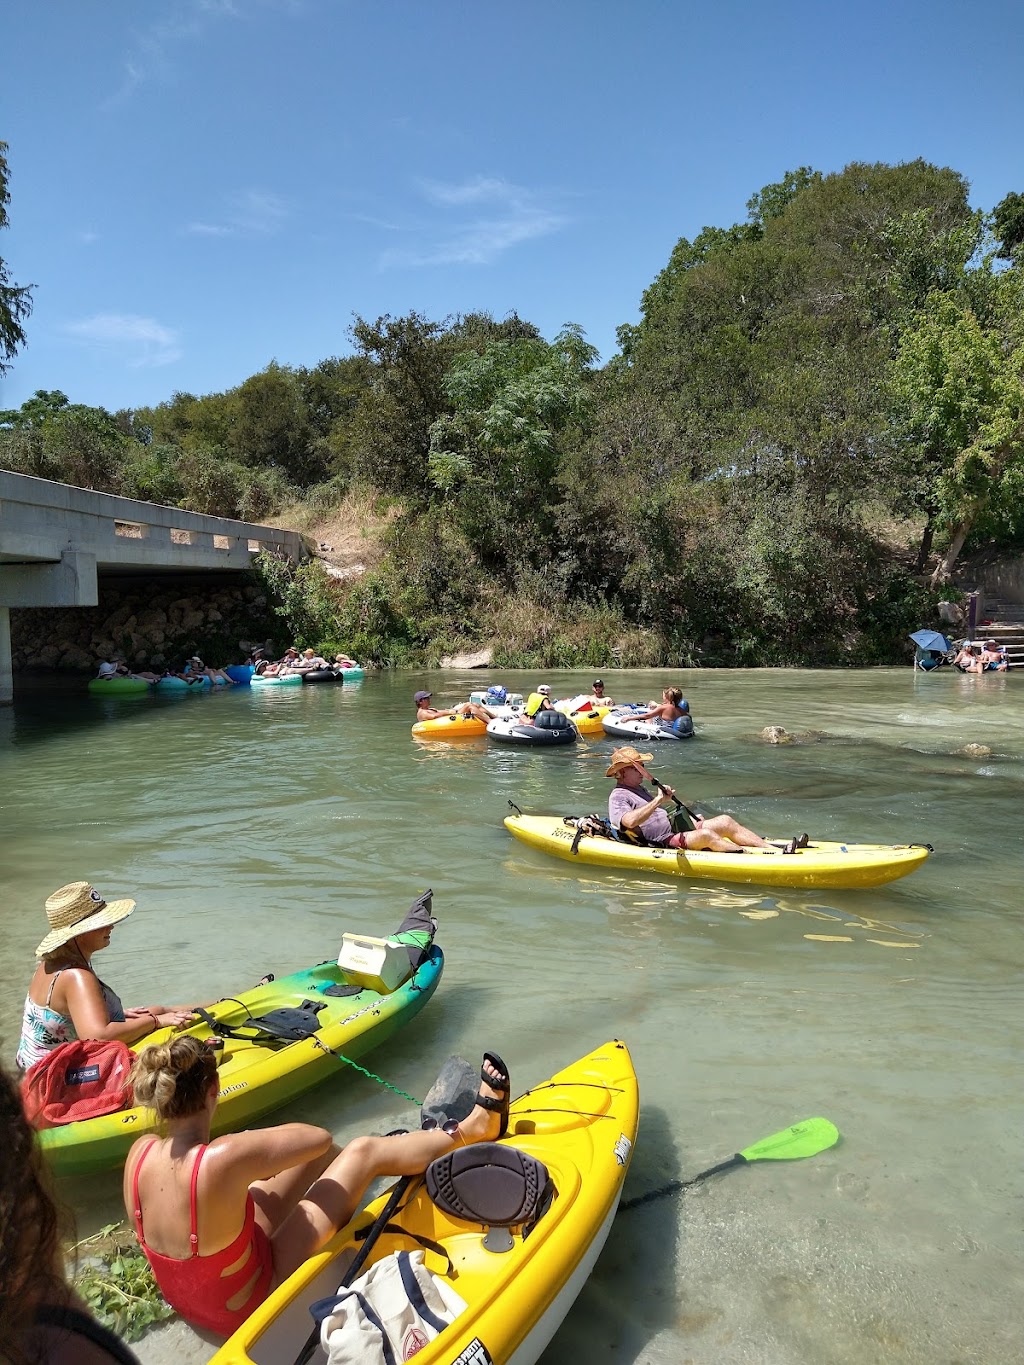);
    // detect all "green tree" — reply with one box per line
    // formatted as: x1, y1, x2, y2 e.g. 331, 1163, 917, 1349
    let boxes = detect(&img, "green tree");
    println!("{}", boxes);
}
992, 191, 1024, 262
0, 142, 32, 373
890, 285, 1024, 584
427, 324, 597, 570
